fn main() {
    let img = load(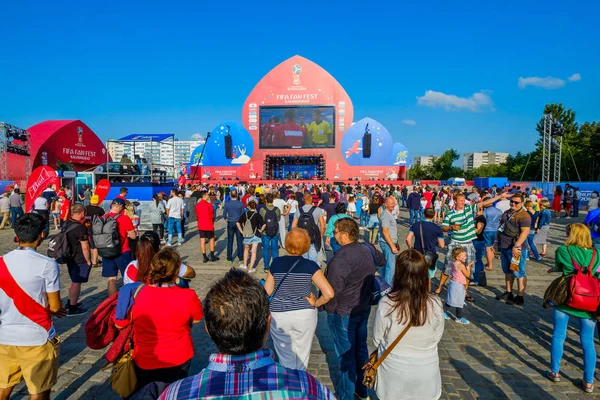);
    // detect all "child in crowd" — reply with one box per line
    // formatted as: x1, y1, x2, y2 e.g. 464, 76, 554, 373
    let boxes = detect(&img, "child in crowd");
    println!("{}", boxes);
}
50, 199, 61, 230
347, 195, 356, 217
125, 202, 140, 237
434, 198, 442, 224
445, 247, 473, 325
